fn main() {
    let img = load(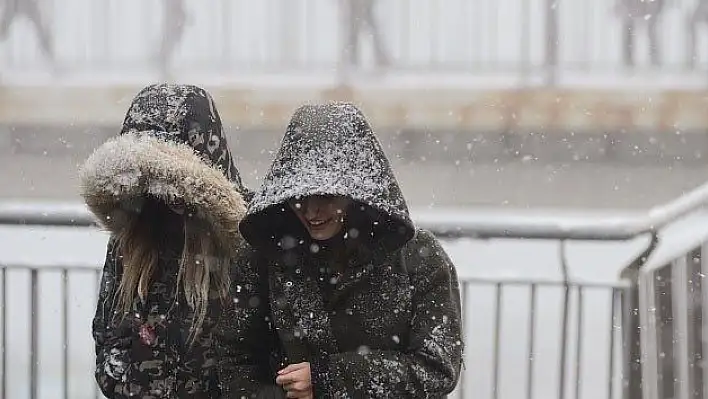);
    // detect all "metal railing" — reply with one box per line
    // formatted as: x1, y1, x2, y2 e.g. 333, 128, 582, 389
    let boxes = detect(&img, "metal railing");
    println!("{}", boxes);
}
0, 252, 626, 399
2, 0, 708, 84
456, 276, 626, 399
5, 175, 708, 398
633, 238, 708, 399
0, 202, 632, 399
0, 265, 101, 399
